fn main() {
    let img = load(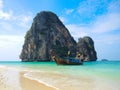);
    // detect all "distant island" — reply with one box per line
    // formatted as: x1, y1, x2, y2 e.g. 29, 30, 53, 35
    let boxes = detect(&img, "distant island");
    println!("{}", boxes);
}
20, 11, 97, 62
101, 59, 108, 61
